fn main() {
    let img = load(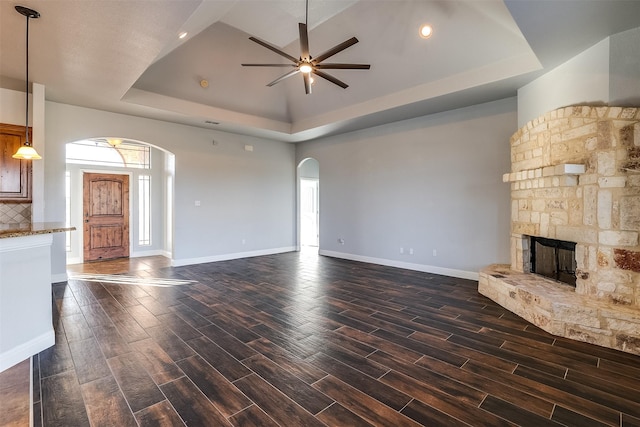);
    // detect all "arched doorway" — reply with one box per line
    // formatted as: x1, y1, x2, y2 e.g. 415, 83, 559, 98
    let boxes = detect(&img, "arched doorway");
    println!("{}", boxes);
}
65, 137, 175, 264
298, 158, 319, 251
